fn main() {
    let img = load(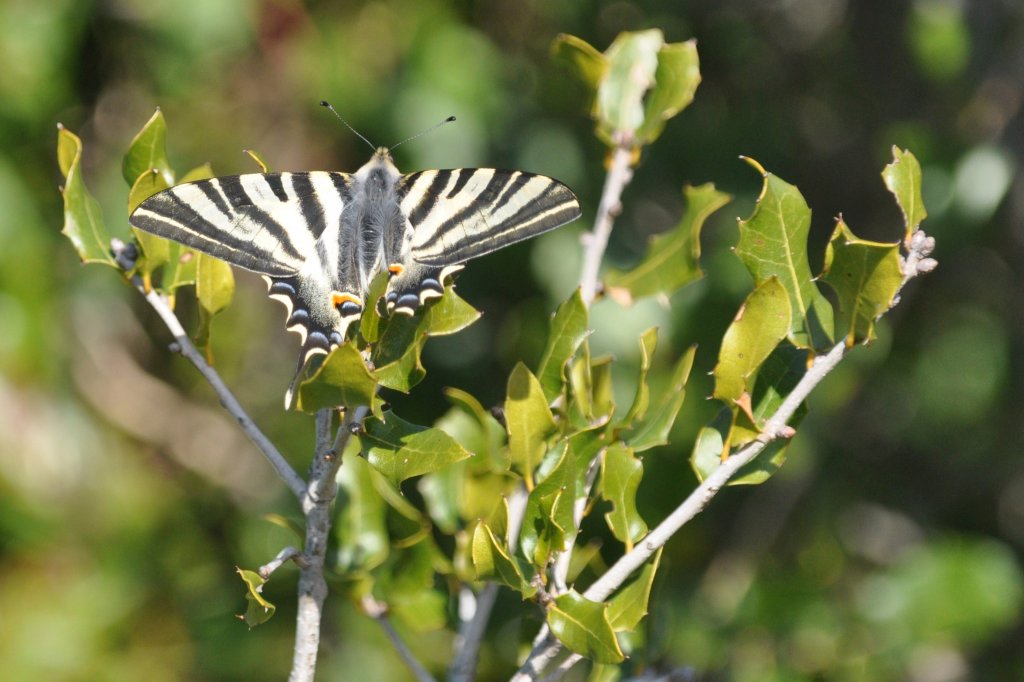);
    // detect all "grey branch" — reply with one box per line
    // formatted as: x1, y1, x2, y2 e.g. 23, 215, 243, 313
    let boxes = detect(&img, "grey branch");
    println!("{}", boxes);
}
139, 283, 307, 500
579, 141, 635, 304
363, 596, 439, 682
